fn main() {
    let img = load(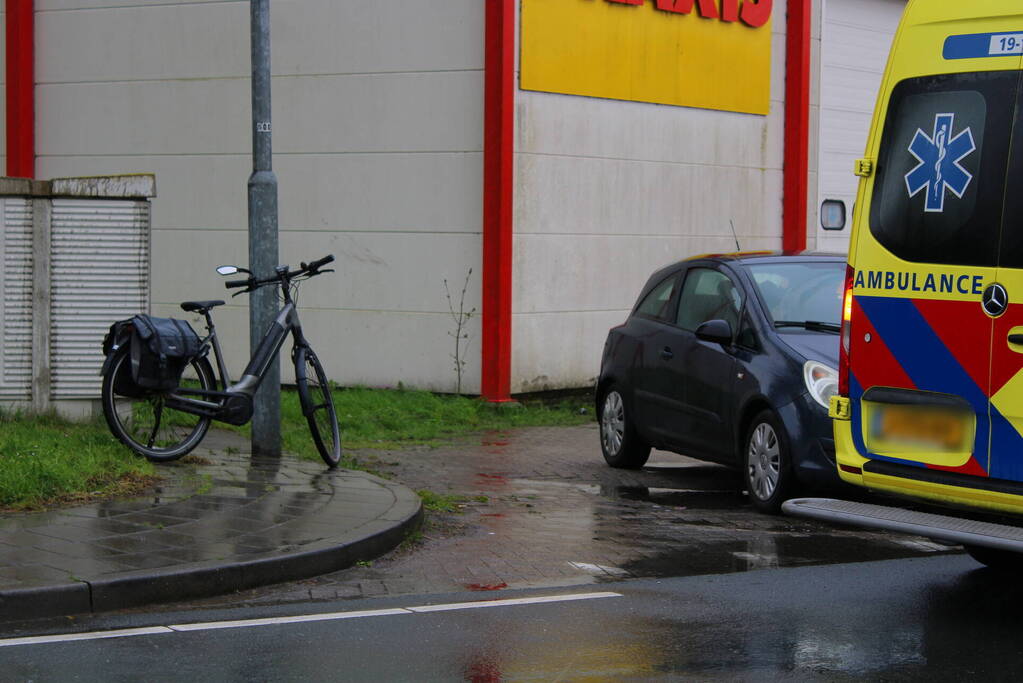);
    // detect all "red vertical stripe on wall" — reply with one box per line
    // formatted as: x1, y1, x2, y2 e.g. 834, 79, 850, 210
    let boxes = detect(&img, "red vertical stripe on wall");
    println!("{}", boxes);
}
783, 0, 810, 253
6, 0, 34, 179
481, 0, 514, 402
